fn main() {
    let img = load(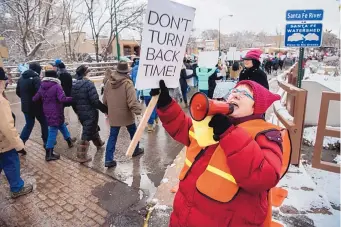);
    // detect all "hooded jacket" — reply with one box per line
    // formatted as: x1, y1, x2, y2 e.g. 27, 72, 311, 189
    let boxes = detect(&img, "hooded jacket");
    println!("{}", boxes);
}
16, 69, 43, 115
0, 82, 24, 153
71, 74, 107, 141
239, 60, 269, 89
33, 77, 72, 127
103, 70, 141, 127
